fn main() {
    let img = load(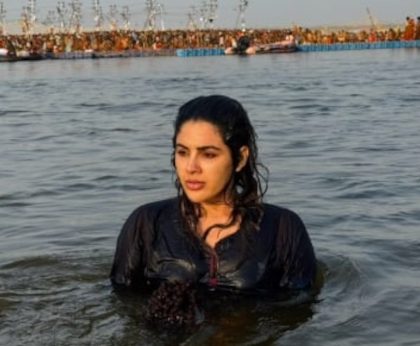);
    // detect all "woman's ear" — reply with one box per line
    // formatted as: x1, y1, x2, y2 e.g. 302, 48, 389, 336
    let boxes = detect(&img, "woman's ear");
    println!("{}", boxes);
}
236, 146, 250, 172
